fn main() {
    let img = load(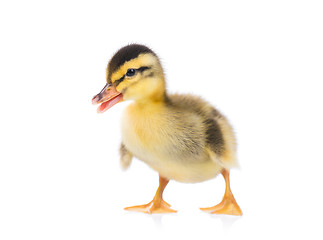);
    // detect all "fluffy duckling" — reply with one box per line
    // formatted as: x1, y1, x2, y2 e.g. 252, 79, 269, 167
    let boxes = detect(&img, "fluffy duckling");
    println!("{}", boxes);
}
92, 44, 242, 215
